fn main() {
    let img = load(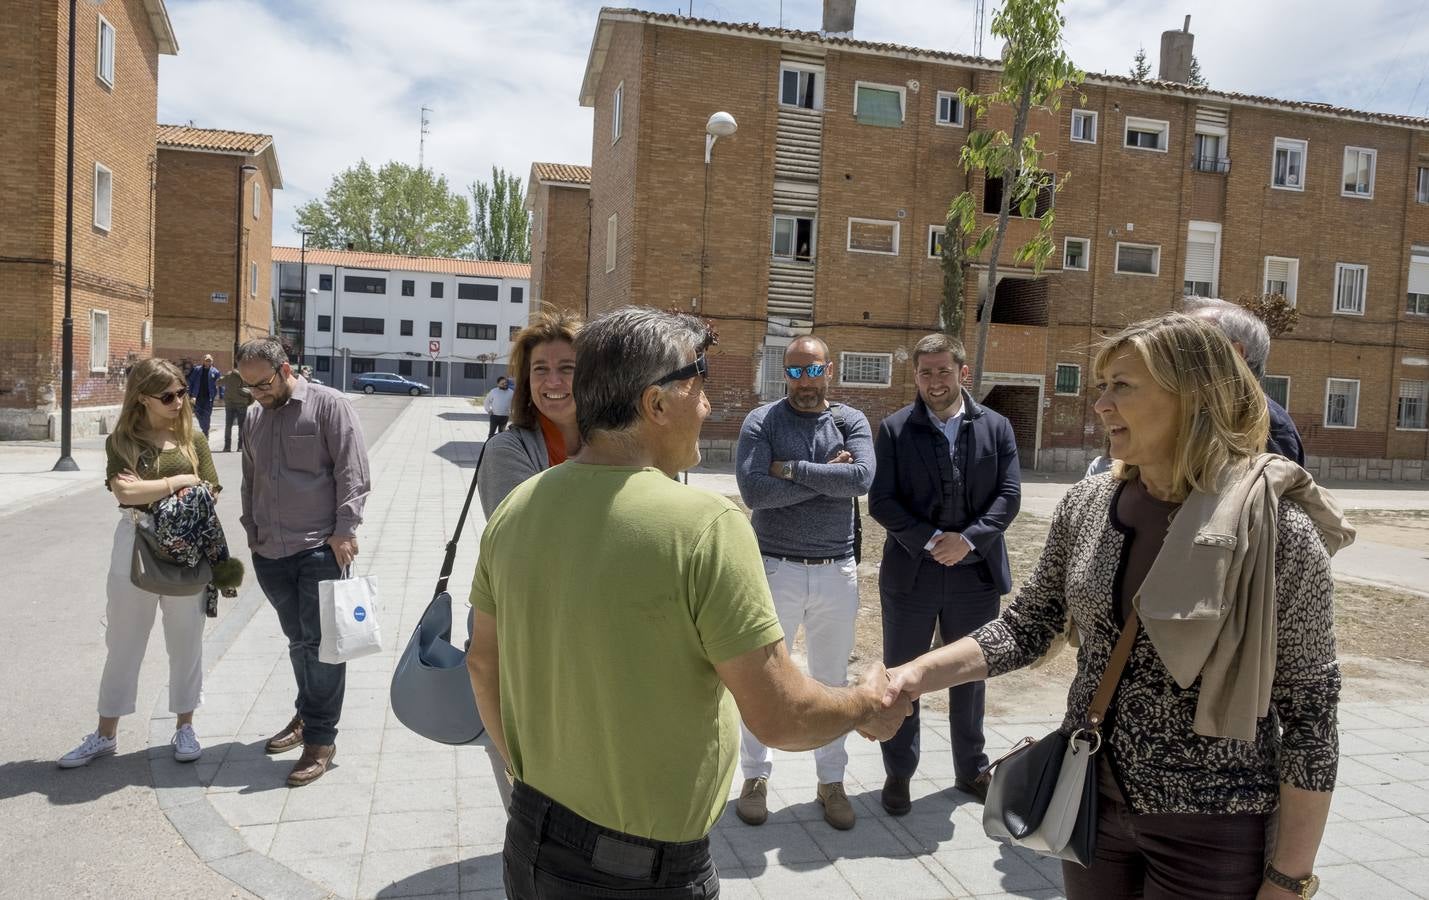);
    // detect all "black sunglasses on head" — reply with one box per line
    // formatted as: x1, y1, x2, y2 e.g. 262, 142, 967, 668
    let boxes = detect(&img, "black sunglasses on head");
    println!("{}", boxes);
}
654, 353, 708, 386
